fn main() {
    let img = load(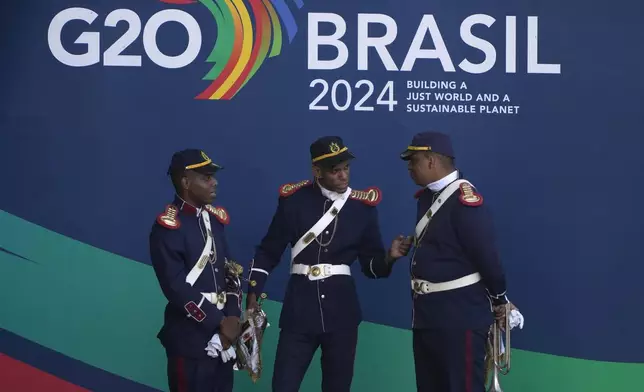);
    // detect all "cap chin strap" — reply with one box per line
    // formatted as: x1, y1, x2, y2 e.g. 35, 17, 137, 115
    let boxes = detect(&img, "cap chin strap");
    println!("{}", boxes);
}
177, 194, 208, 212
